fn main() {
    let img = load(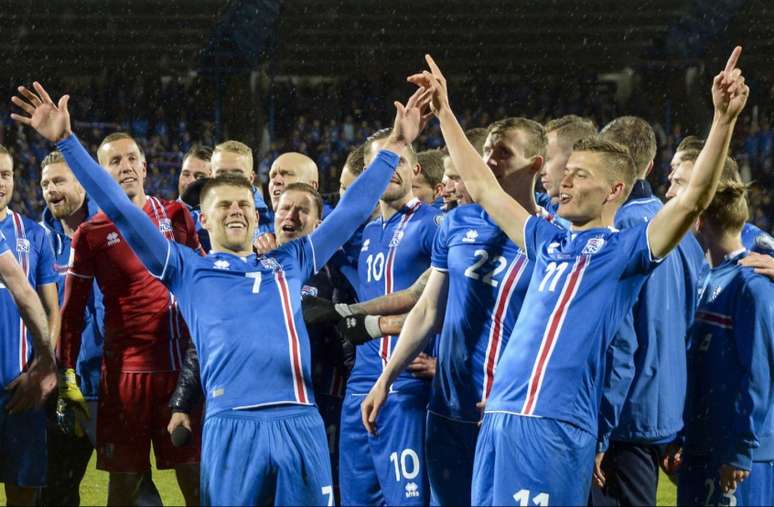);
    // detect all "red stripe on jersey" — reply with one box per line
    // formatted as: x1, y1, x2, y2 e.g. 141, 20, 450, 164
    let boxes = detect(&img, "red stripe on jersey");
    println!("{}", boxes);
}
482, 254, 528, 401
380, 201, 421, 367
276, 271, 309, 404
696, 310, 733, 329
12, 212, 29, 371
522, 255, 590, 415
